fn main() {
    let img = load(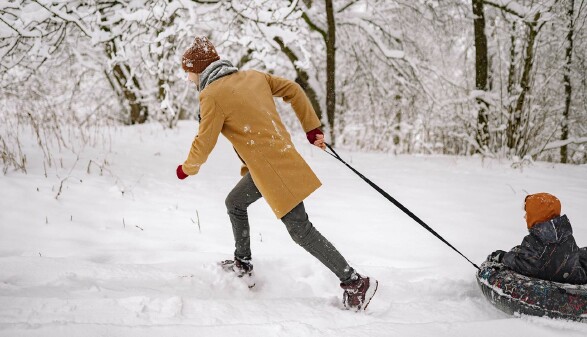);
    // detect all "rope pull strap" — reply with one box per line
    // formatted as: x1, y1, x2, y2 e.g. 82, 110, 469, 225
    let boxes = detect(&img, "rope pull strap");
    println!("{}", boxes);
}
324, 143, 480, 270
